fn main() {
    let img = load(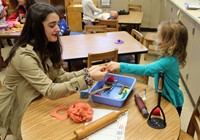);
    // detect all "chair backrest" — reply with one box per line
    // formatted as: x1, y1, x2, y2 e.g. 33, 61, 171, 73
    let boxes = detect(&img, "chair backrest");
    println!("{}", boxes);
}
84, 25, 107, 34
128, 4, 142, 12
131, 29, 149, 85
187, 96, 200, 139
87, 49, 118, 68
98, 19, 119, 32
131, 29, 144, 63
131, 29, 144, 44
